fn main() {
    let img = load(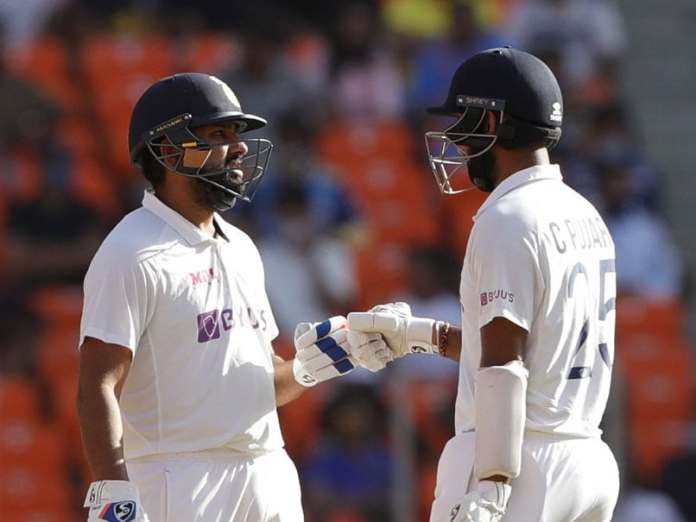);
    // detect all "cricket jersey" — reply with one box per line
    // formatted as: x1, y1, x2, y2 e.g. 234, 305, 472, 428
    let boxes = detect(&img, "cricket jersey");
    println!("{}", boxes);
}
456, 164, 616, 437
80, 190, 283, 459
